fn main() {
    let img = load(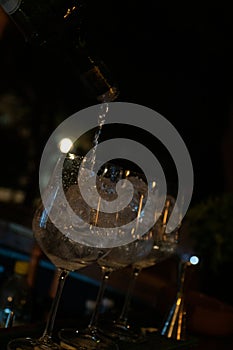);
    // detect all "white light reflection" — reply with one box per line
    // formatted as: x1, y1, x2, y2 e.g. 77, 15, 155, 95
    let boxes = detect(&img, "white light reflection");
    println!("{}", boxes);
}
189, 255, 199, 265
59, 138, 73, 153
